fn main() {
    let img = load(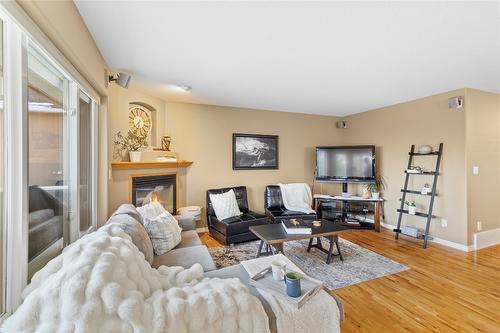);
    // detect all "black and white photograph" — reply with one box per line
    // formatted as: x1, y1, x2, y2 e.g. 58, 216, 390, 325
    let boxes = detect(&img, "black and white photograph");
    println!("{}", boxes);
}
232, 133, 279, 170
